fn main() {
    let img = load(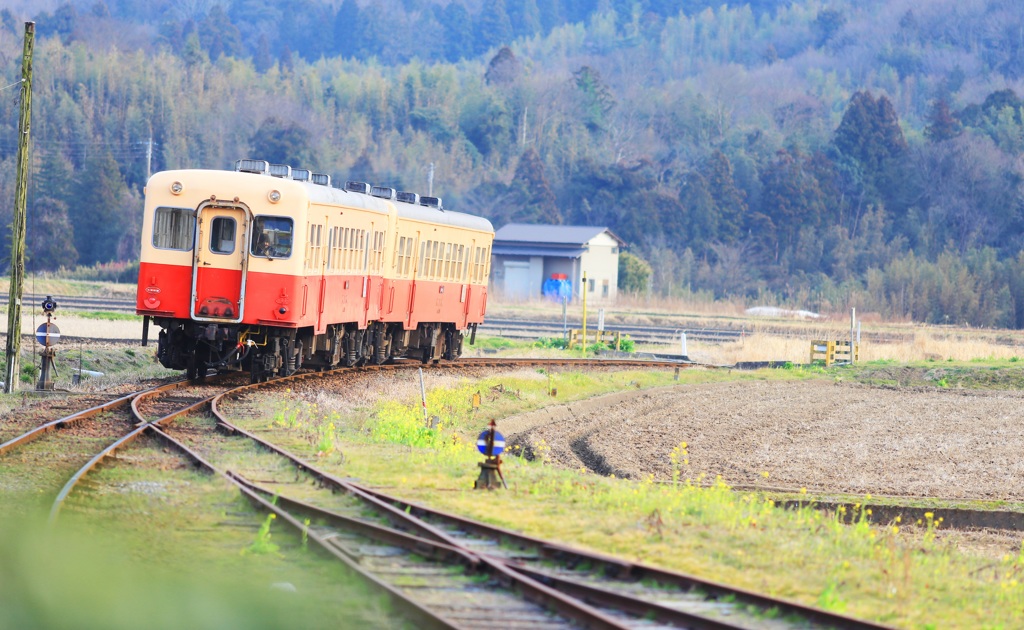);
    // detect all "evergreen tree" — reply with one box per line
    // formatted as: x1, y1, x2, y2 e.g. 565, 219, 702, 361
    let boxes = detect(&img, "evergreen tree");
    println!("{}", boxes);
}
833, 91, 907, 190
333, 0, 363, 59
538, 0, 564, 34
249, 118, 315, 167
26, 198, 78, 272
507, 0, 541, 40
925, 98, 962, 142
618, 251, 652, 294
485, 47, 522, 86
348, 150, 378, 185
507, 148, 561, 224
474, 0, 513, 56
677, 172, 717, 254
71, 151, 129, 265
702, 150, 747, 243
200, 5, 244, 61
441, 2, 474, 62
573, 66, 616, 133
759, 149, 827, 261
253, 33, 274, 73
